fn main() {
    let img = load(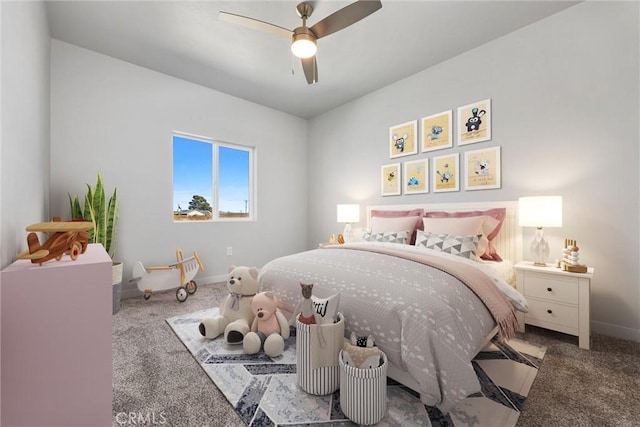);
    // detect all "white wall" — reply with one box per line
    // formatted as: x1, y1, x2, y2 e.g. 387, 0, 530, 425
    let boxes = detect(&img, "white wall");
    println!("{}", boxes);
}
1, 1, 50, 417
0, 1, 51, 269
50, 40, 308, 295
307, 2, 640, 341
